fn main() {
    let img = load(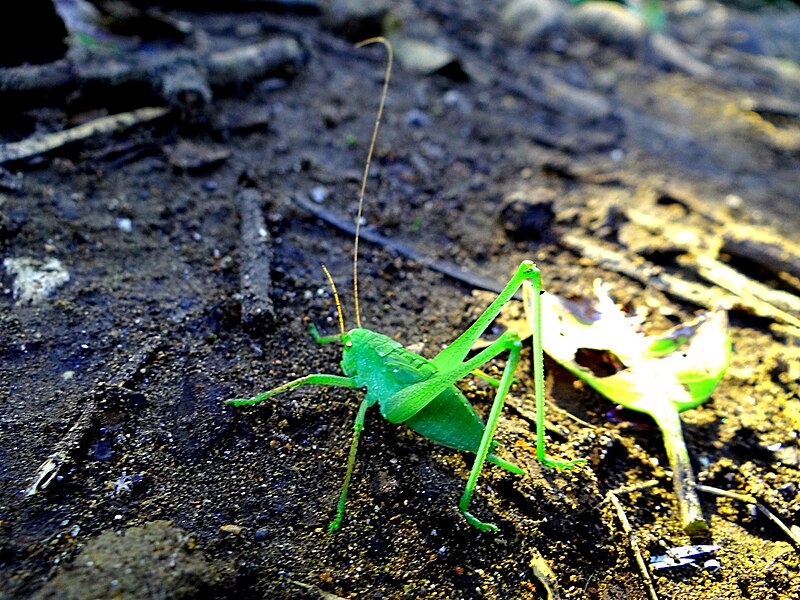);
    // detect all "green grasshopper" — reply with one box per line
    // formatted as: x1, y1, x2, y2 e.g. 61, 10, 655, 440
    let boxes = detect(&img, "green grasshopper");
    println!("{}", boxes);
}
227, 38, 583, 533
